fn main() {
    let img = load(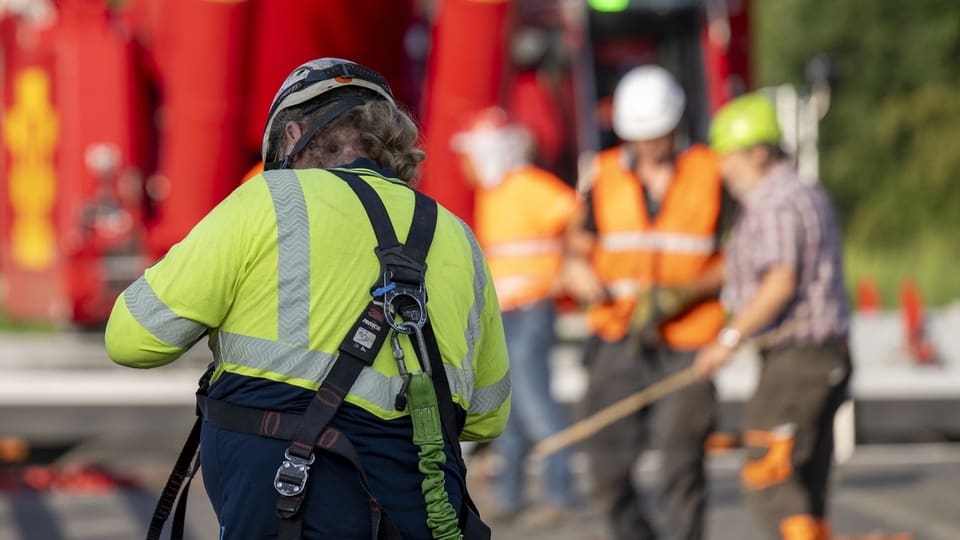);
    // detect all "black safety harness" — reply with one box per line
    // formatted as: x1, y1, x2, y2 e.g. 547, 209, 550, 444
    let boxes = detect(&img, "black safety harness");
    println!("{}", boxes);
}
146, 170, 490, 540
